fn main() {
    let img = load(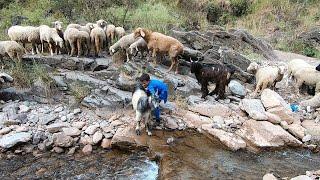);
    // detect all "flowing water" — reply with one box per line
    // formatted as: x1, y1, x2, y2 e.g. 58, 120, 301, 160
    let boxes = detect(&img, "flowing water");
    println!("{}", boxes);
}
0, 130, 319, 179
